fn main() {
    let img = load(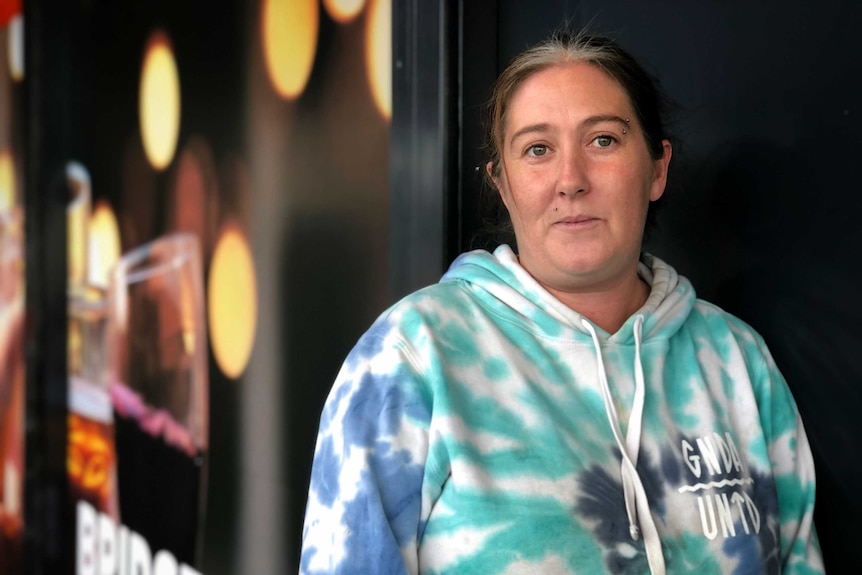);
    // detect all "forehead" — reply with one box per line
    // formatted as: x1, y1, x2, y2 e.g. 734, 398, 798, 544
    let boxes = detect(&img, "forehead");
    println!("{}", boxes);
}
505, 62, 634, 130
